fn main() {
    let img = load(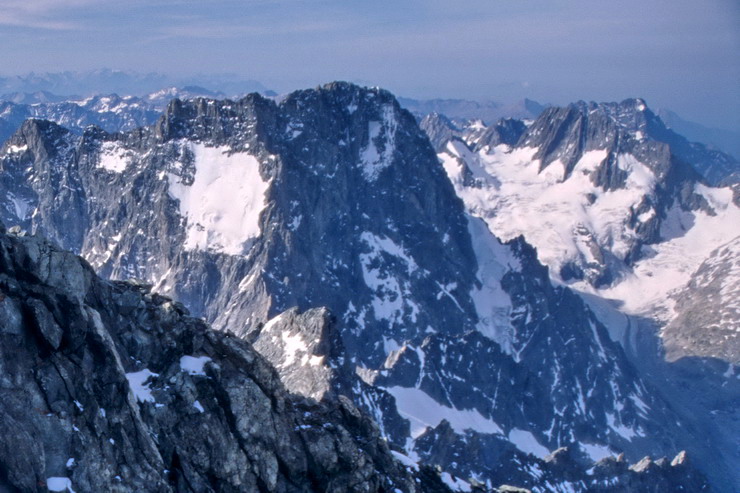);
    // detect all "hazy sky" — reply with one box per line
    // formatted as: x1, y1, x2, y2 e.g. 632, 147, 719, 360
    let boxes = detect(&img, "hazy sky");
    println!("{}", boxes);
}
0, 0, 738, 130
